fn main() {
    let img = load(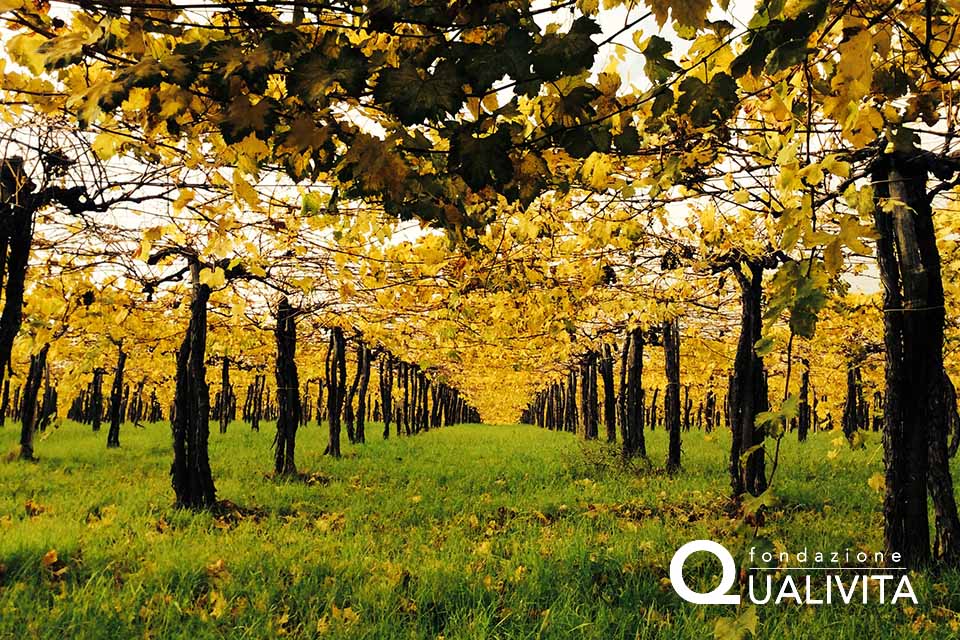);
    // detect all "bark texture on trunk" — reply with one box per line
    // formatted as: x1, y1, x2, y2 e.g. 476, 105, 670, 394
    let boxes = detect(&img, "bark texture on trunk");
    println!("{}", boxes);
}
273, 297, 300, 475
170, 265, 216, 509
600, 343, 616, 442
356, 343, 371, 443
798, 359, 811, 443
344, 341, 363, 443
622, 328, 646, 458
106, 345, 126, 448
219, 357, 231, 434
325, 326, 346, 457
580, 351, 597, 439
729, 261, 768, 497
872, 152, 960, 566
90, 369, 103, 432
0, 378, 9, 427
0, 162, 36, 395
664, 318, 682, 472
18, 344, 48, 460
379, 353, 393, 439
